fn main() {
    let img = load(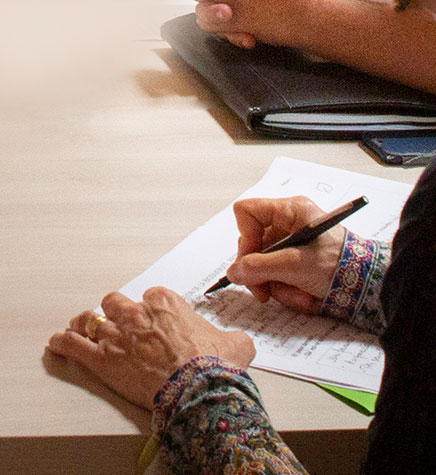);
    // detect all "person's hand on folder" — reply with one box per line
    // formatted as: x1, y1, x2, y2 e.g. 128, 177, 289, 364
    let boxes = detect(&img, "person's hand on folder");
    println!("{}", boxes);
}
48, 287, 255, 410
195, 0, 298, 49
226, 197, 345, 314
195, 0, 257, 49
195, 0, 436, 94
